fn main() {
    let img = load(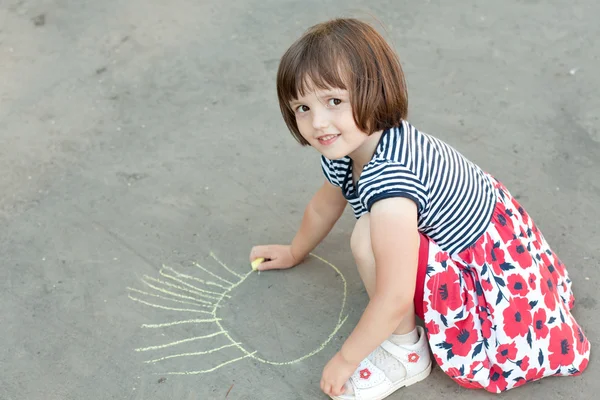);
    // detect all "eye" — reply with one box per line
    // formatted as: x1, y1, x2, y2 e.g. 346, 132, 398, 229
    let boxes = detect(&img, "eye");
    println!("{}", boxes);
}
328, 98, 342, 107
295, 105, 309, 113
